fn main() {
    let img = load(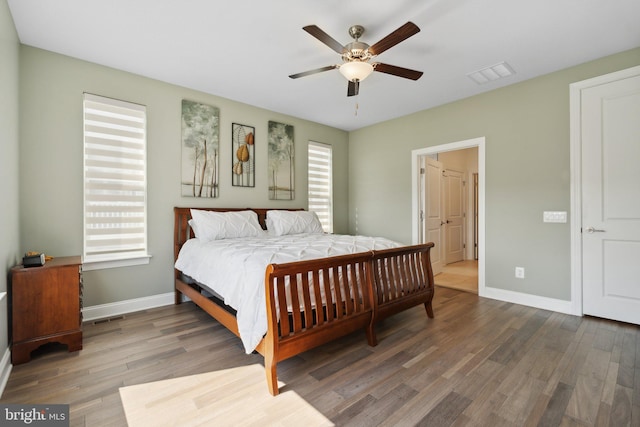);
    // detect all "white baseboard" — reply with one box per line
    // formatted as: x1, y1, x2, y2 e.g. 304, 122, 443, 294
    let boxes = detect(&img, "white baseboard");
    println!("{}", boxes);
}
84, 287, 577, 324
82, 292, 176, 322
481, 286, 578, 316
0, 346, 12, 398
